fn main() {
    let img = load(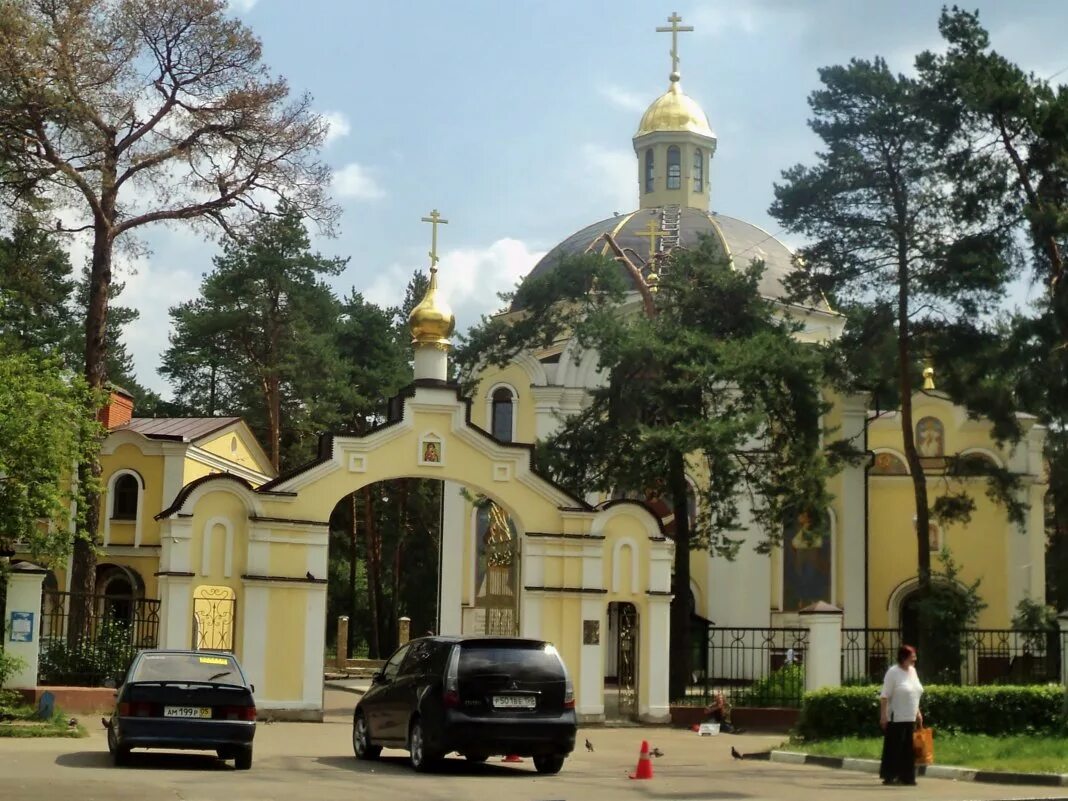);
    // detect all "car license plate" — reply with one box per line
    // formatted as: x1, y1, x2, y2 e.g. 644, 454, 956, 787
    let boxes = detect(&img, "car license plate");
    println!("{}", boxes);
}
163, 706, 212, 718
492, 695, 535, 710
